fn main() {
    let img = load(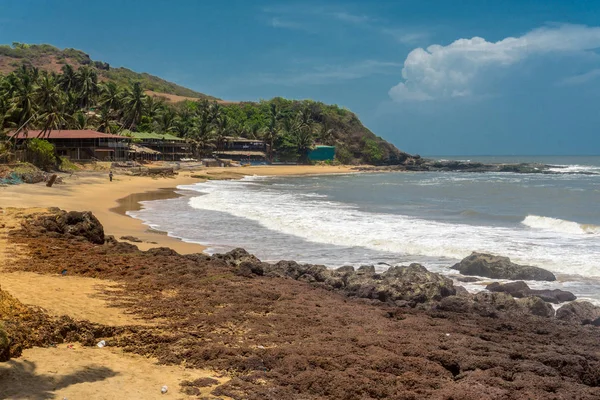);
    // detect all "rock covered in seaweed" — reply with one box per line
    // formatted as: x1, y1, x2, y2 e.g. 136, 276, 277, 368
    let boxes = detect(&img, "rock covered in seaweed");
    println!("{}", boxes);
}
16, 209, 105, 244
486, 281, 576, 304
556, 302, 600, 326
219, 249, 456, 305
452, 252, 556, 281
